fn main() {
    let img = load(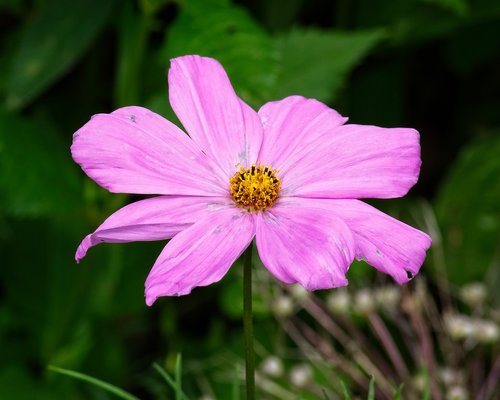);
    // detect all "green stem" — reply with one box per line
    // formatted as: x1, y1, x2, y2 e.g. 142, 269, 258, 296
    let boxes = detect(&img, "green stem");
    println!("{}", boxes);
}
243, 243, 255, 400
